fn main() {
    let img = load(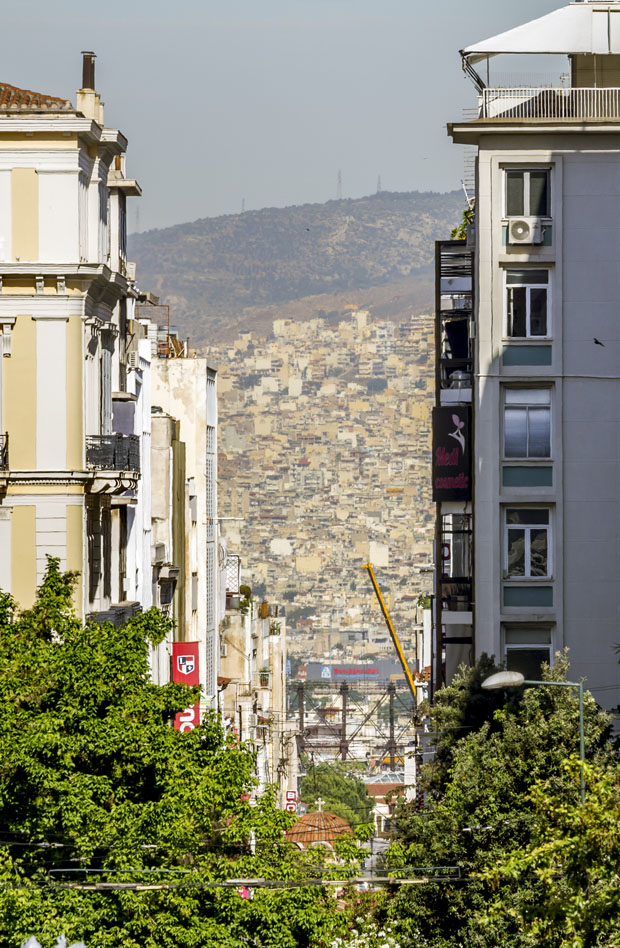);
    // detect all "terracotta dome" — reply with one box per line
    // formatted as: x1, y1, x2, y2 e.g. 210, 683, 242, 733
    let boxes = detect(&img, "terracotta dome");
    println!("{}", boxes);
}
286, 810, 353, 849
